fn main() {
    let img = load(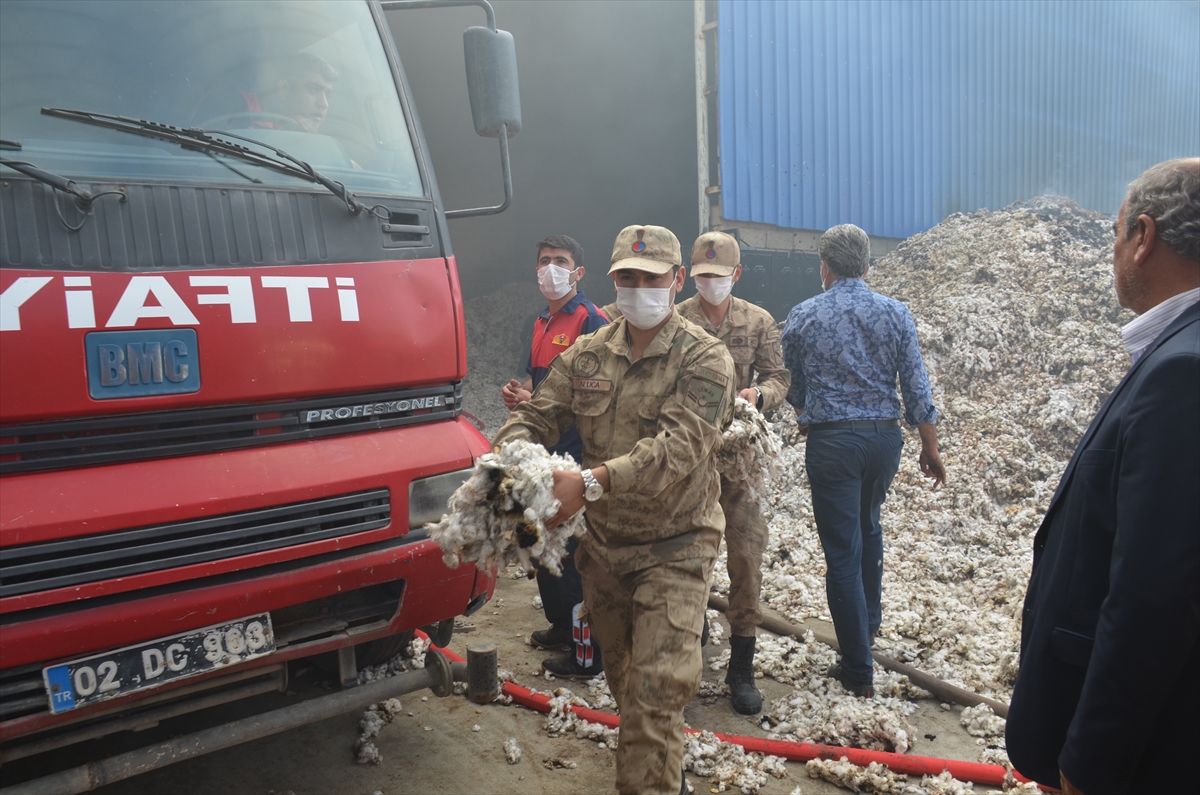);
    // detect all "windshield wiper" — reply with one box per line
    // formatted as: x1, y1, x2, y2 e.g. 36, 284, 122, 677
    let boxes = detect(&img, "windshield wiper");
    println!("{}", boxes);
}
40, 107, 365, 215
1, 156, 103, 206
